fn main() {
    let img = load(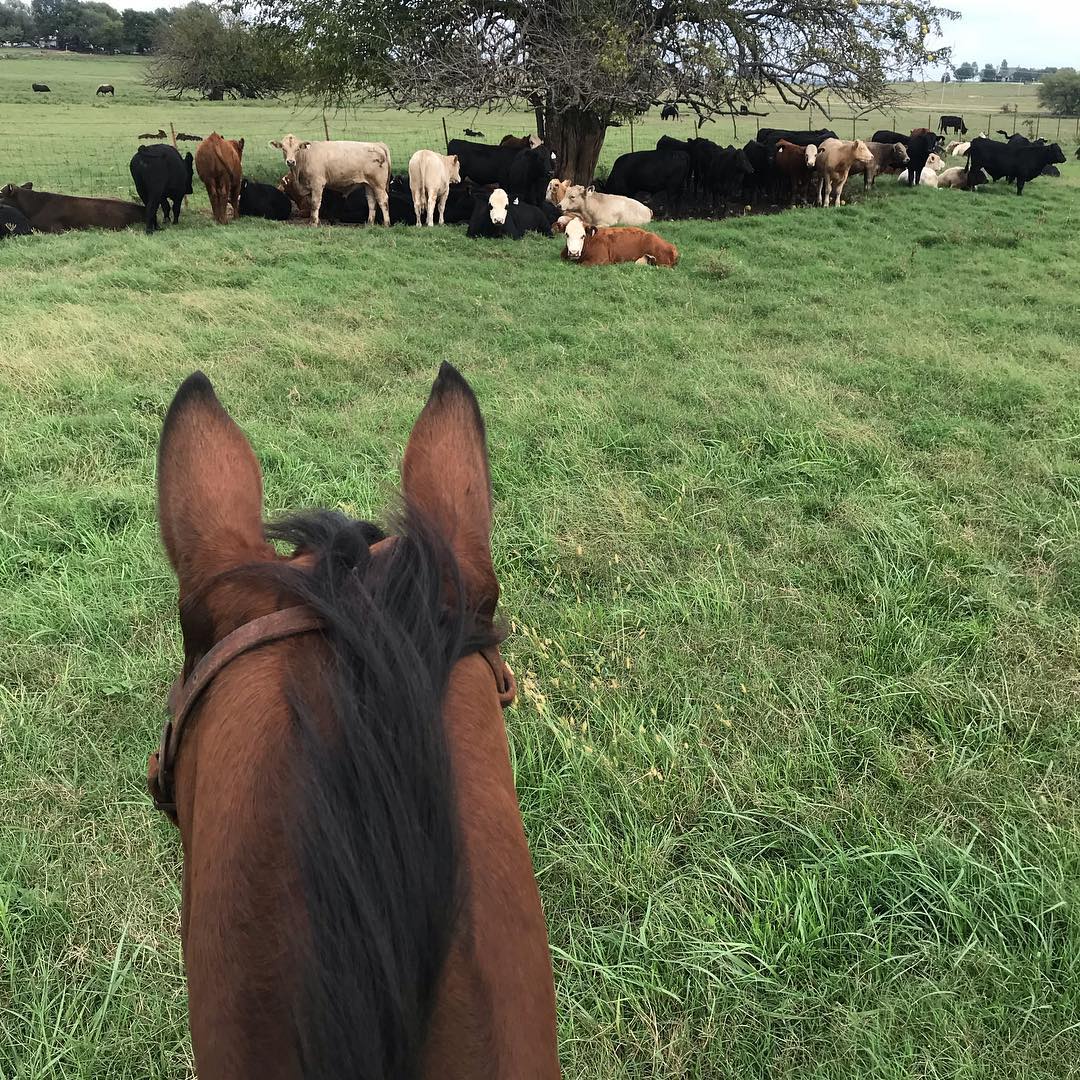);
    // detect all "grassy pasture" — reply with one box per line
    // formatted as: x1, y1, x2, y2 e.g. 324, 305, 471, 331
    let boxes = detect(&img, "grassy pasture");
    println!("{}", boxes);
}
2, 52, 1080, 1080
